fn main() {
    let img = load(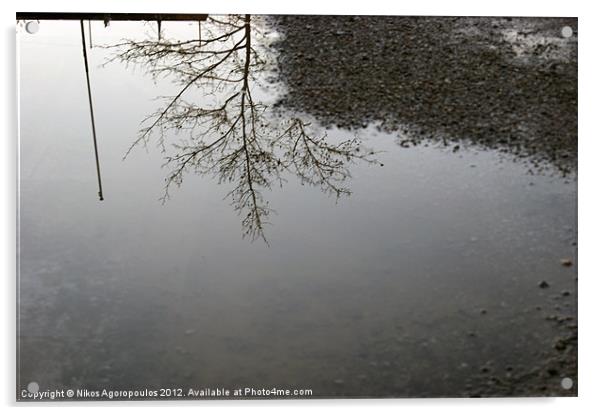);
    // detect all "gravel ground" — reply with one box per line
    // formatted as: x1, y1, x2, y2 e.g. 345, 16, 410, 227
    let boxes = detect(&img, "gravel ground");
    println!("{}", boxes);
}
268, 16, 577, 174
